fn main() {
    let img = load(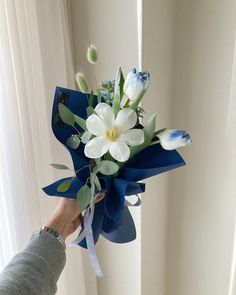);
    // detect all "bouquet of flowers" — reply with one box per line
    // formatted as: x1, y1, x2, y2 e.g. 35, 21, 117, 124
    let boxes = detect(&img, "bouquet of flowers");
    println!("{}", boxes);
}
43, 45, 191, 277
